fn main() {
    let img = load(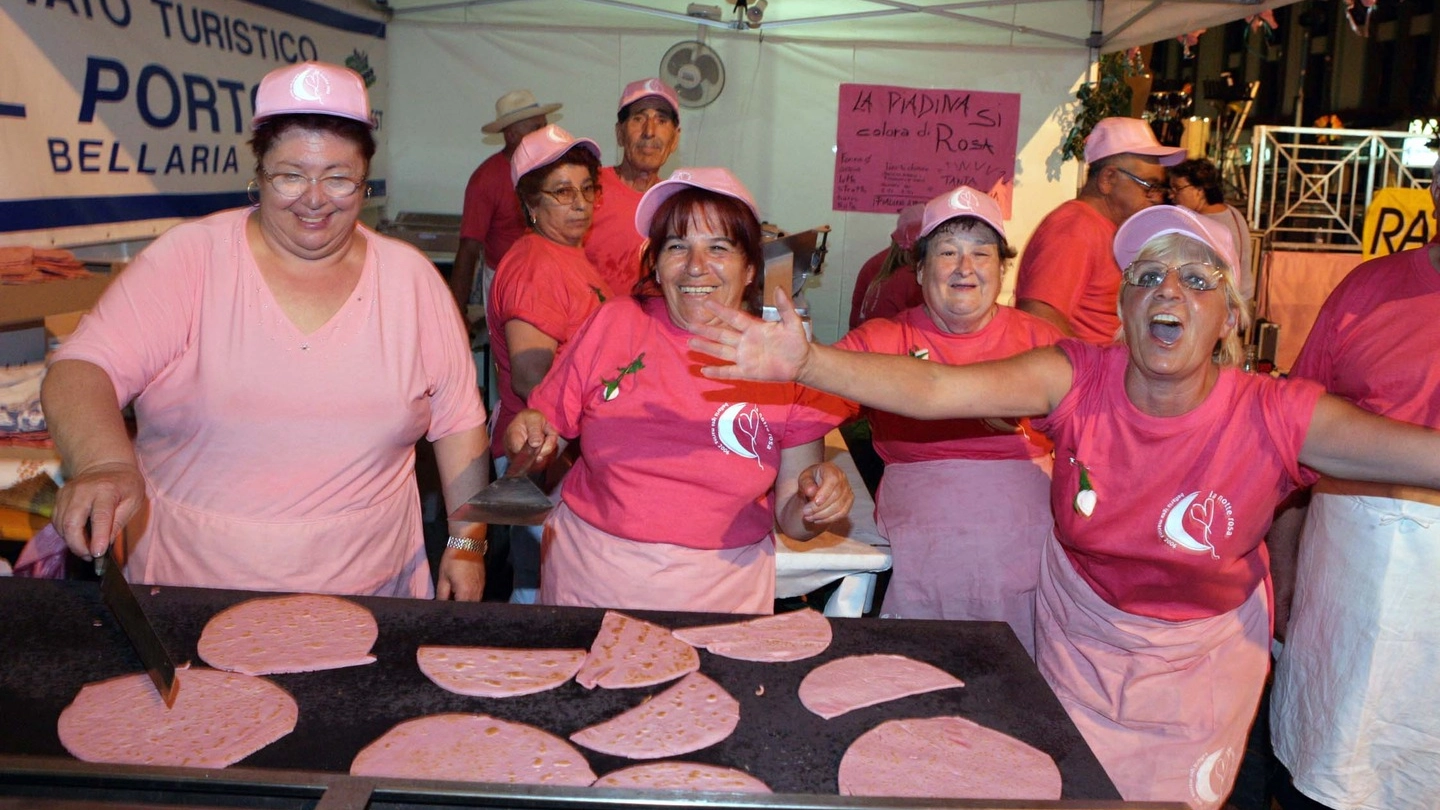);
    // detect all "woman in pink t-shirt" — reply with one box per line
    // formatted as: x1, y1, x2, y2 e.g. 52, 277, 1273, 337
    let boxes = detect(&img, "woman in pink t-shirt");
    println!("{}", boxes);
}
42, 62, 489, 600
834, 187, 1063, 654
692, 204, 1440, 809
504, 168, 854, 614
